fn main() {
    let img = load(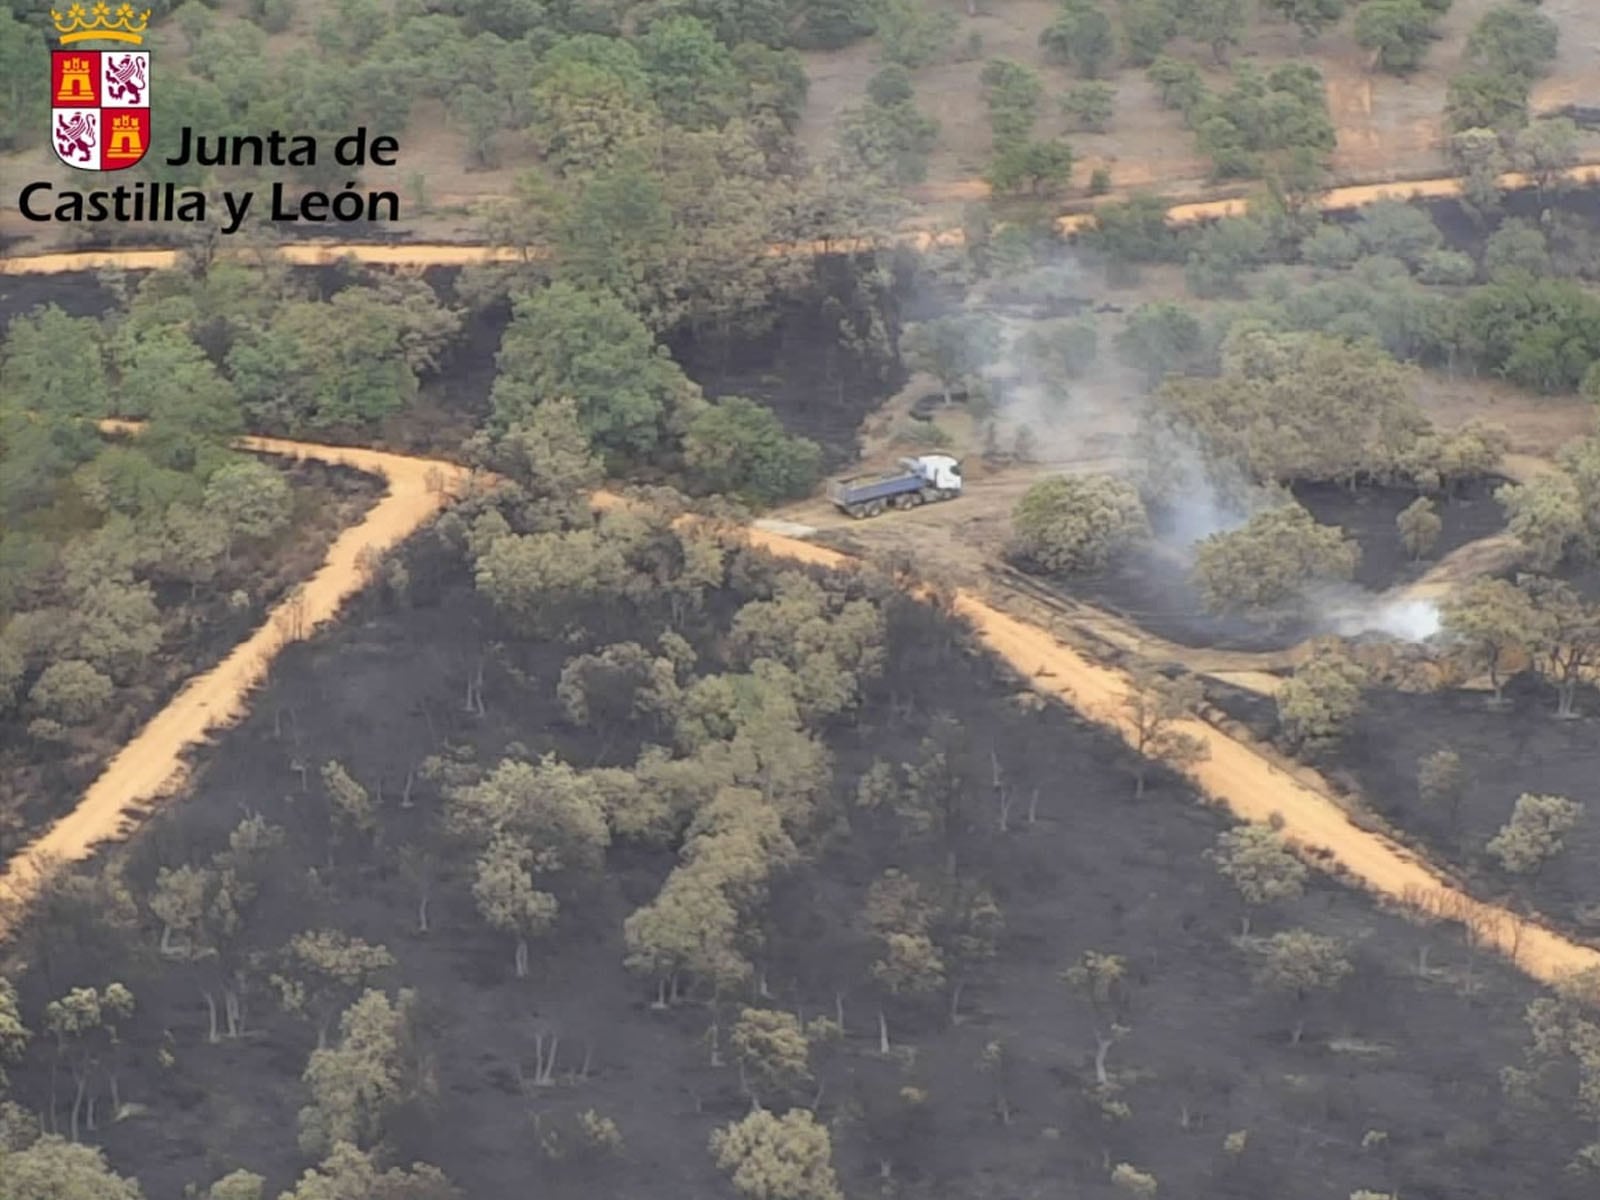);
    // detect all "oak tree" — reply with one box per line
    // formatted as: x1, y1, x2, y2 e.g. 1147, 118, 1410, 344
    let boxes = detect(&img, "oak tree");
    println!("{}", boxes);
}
1009, 474, 1150, 574
1209, 825, 1307, 935
1123, 668, 1207, 797
1486, 793, 1583, 879
1246, 928, 1352, 1044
